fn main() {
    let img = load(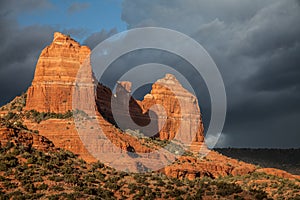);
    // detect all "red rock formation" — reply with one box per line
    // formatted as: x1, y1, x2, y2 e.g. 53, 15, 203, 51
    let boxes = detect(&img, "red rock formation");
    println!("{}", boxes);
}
24, 115, 154, 164
162, 150, 256, 180
0, 127, 55, 151
24, 119, 97, 162
25, 32, 95, 113
141, 74, 204, 143
97, 75, 205, 147
140, 74, 205, 154
22, 33, 151, 166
